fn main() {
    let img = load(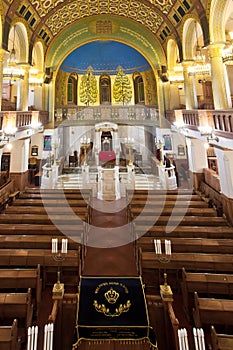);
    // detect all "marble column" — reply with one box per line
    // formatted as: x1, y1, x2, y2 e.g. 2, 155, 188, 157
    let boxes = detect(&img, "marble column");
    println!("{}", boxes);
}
182, 60, 198, 110
208, 43, 232, 110
0, 49, 5, 111
19, 64, 30, 111
186, 137, 208, 190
